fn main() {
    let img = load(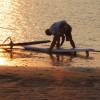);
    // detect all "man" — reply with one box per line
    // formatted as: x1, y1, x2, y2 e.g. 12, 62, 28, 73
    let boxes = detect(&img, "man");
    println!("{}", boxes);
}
45, 20, 76, 51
